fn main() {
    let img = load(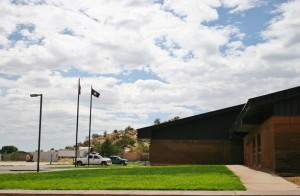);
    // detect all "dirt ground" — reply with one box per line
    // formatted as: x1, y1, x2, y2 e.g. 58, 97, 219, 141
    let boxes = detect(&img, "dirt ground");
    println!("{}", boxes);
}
284, 177, 300, 186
